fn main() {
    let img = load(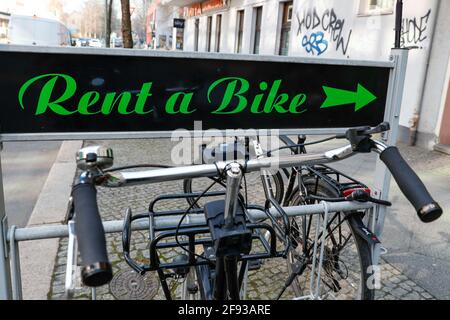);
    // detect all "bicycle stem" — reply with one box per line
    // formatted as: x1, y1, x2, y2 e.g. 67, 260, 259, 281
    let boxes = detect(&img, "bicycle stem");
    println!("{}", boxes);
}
223, 163, 243, 228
